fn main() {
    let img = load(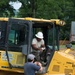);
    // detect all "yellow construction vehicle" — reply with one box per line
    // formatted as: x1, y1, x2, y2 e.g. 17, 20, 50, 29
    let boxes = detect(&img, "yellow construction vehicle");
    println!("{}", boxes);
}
0, 17, 75, 75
